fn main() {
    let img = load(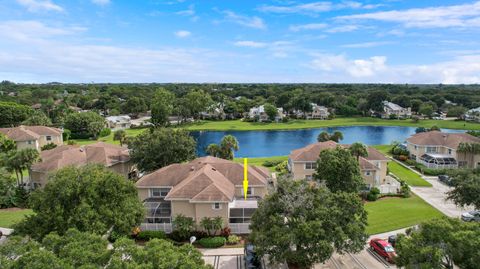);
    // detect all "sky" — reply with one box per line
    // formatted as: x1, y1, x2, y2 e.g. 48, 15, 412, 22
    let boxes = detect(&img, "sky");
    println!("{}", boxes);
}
1, 0, 480, 84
